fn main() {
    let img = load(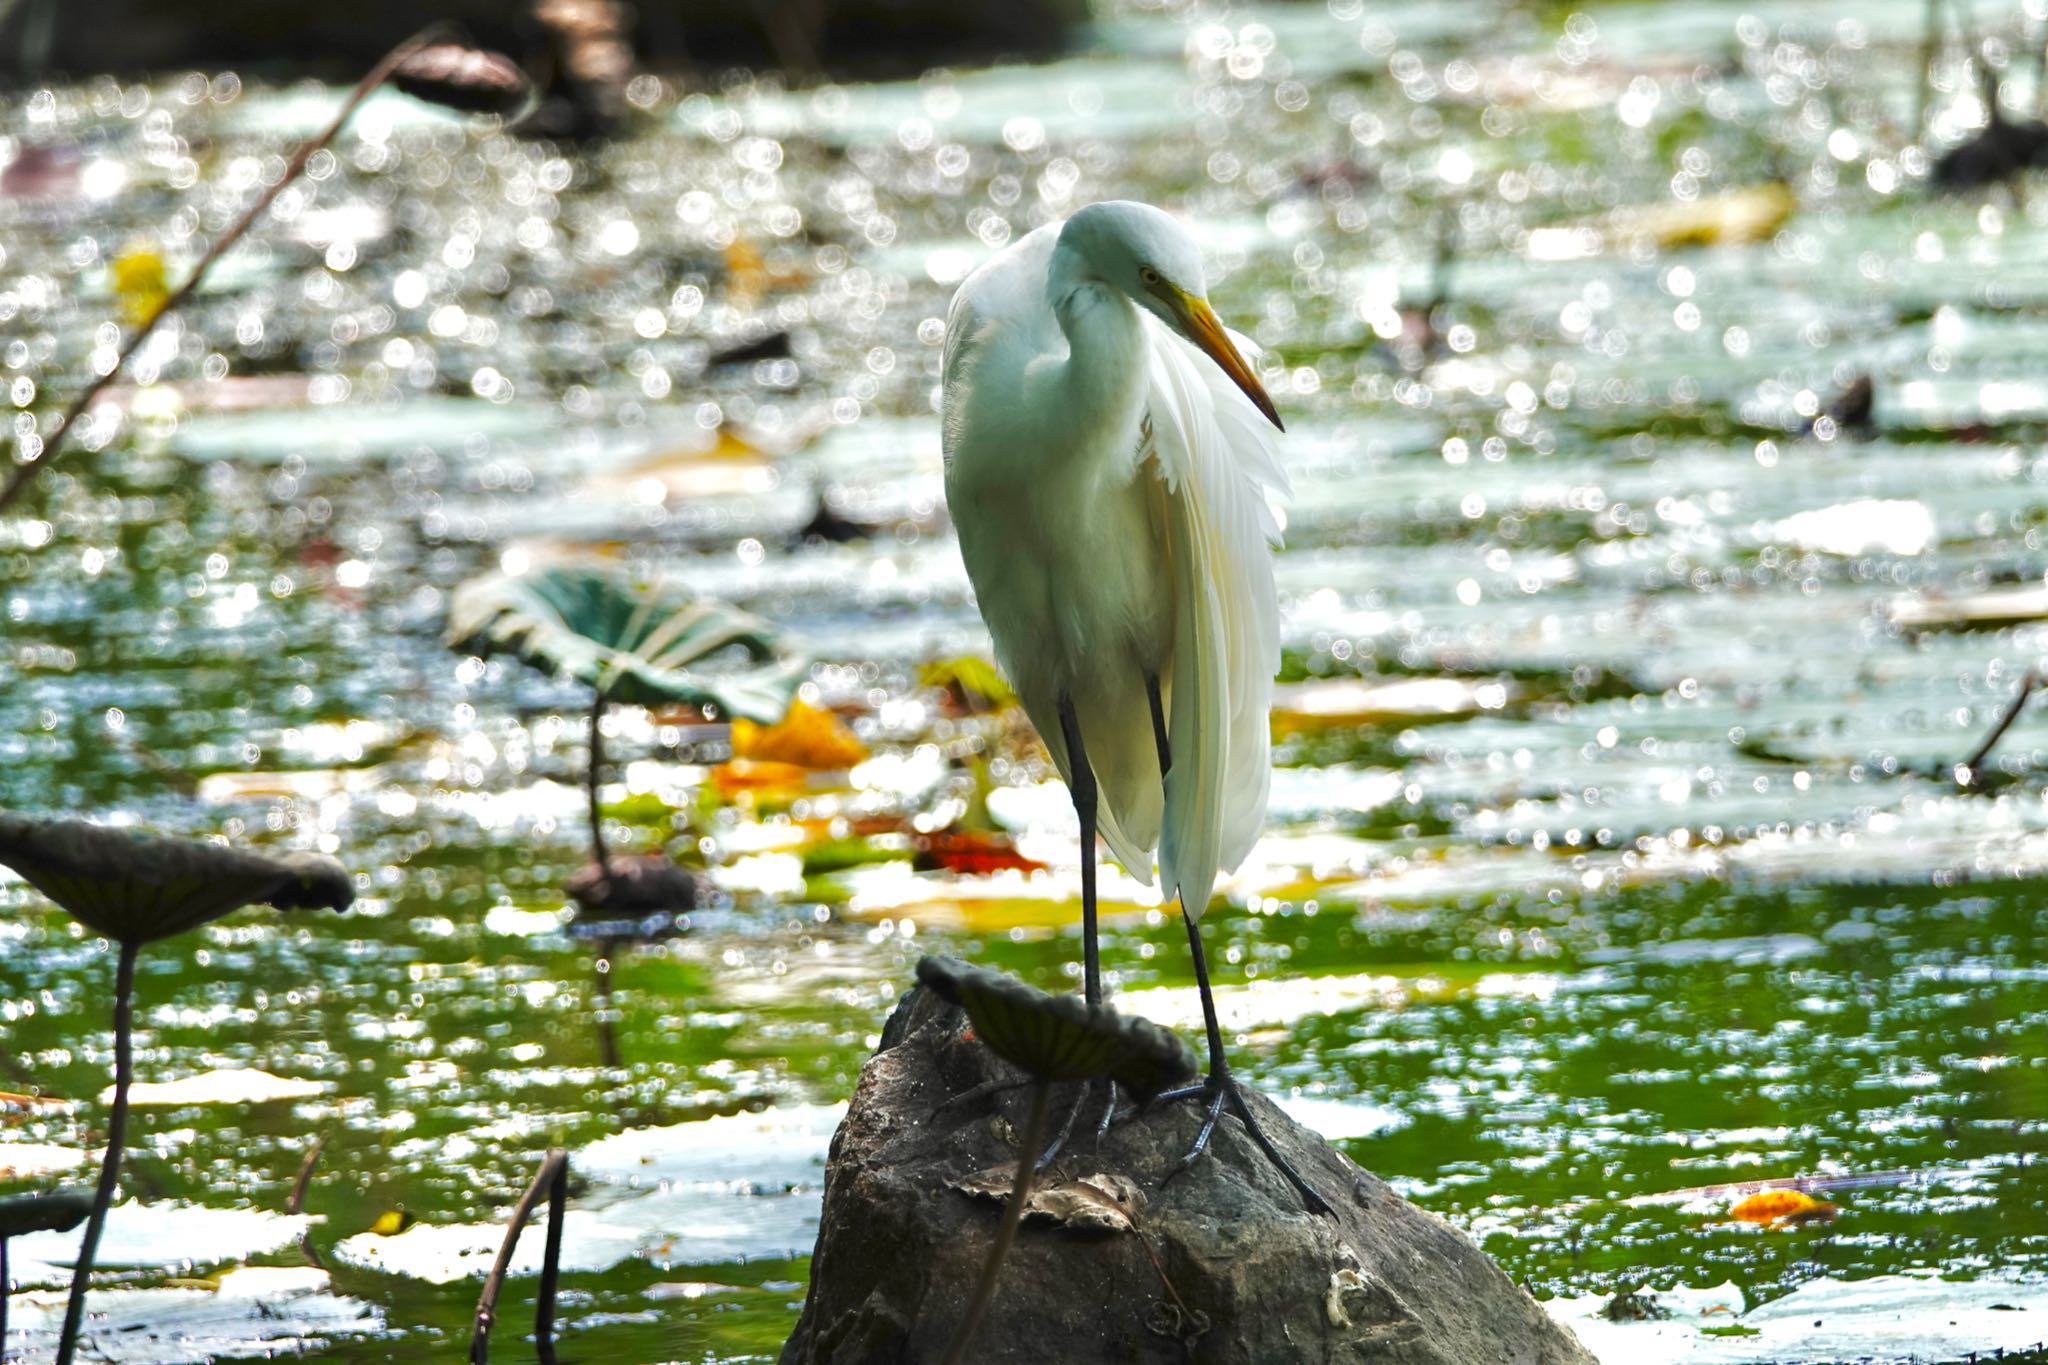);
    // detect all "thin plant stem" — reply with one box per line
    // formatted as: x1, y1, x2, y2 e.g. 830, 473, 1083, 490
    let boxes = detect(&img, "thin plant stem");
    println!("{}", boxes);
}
534, 1157, 568, 1365
469, 1148, 570, 1365
592, 934, 622, 1071
0, 21, 453, 516
586, 692, 611, 881
54, 938, 138, 1365
286, 1135, 326, 1216
939, 1080, 1050, 1365
1959, 667, 2038, 787
3, 1233, 11, 1361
